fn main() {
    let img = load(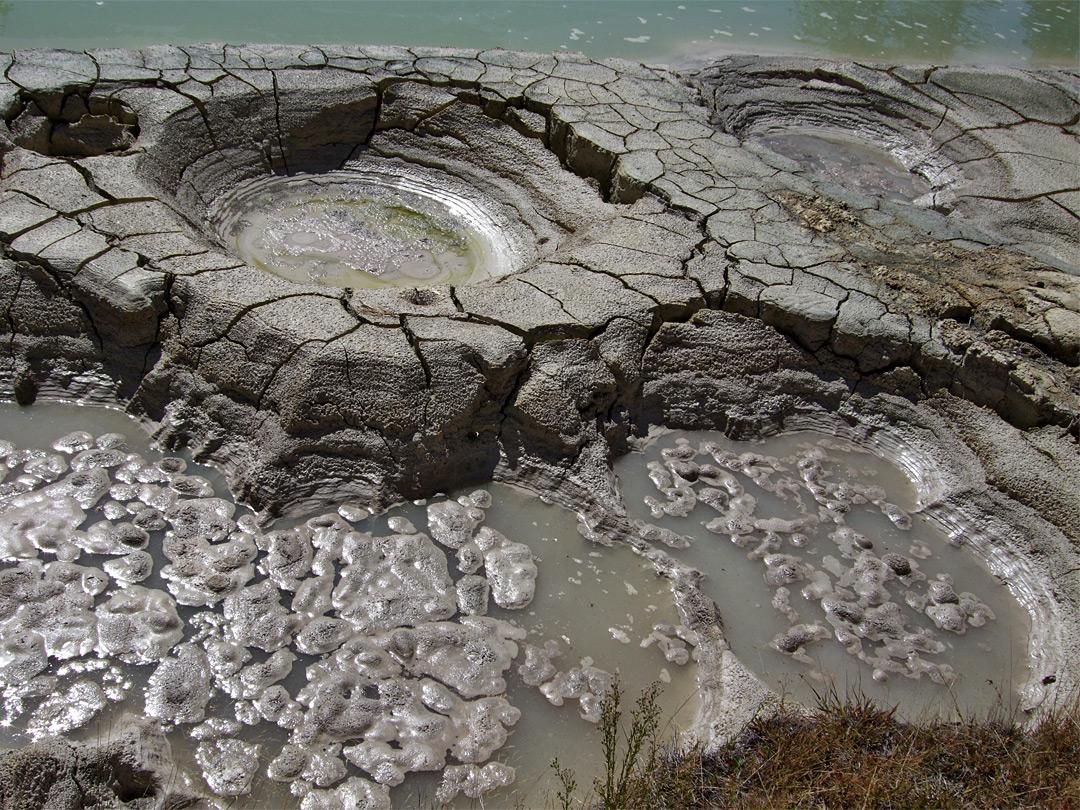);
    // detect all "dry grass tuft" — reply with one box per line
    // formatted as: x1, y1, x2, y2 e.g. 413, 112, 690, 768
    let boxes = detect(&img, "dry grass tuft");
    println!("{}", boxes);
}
578, 684, 1080, 810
